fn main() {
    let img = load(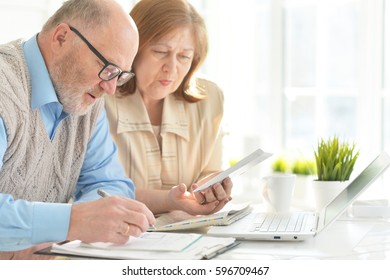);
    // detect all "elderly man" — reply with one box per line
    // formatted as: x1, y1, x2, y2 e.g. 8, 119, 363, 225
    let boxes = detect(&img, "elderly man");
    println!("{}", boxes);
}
0, 0, 154, 259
